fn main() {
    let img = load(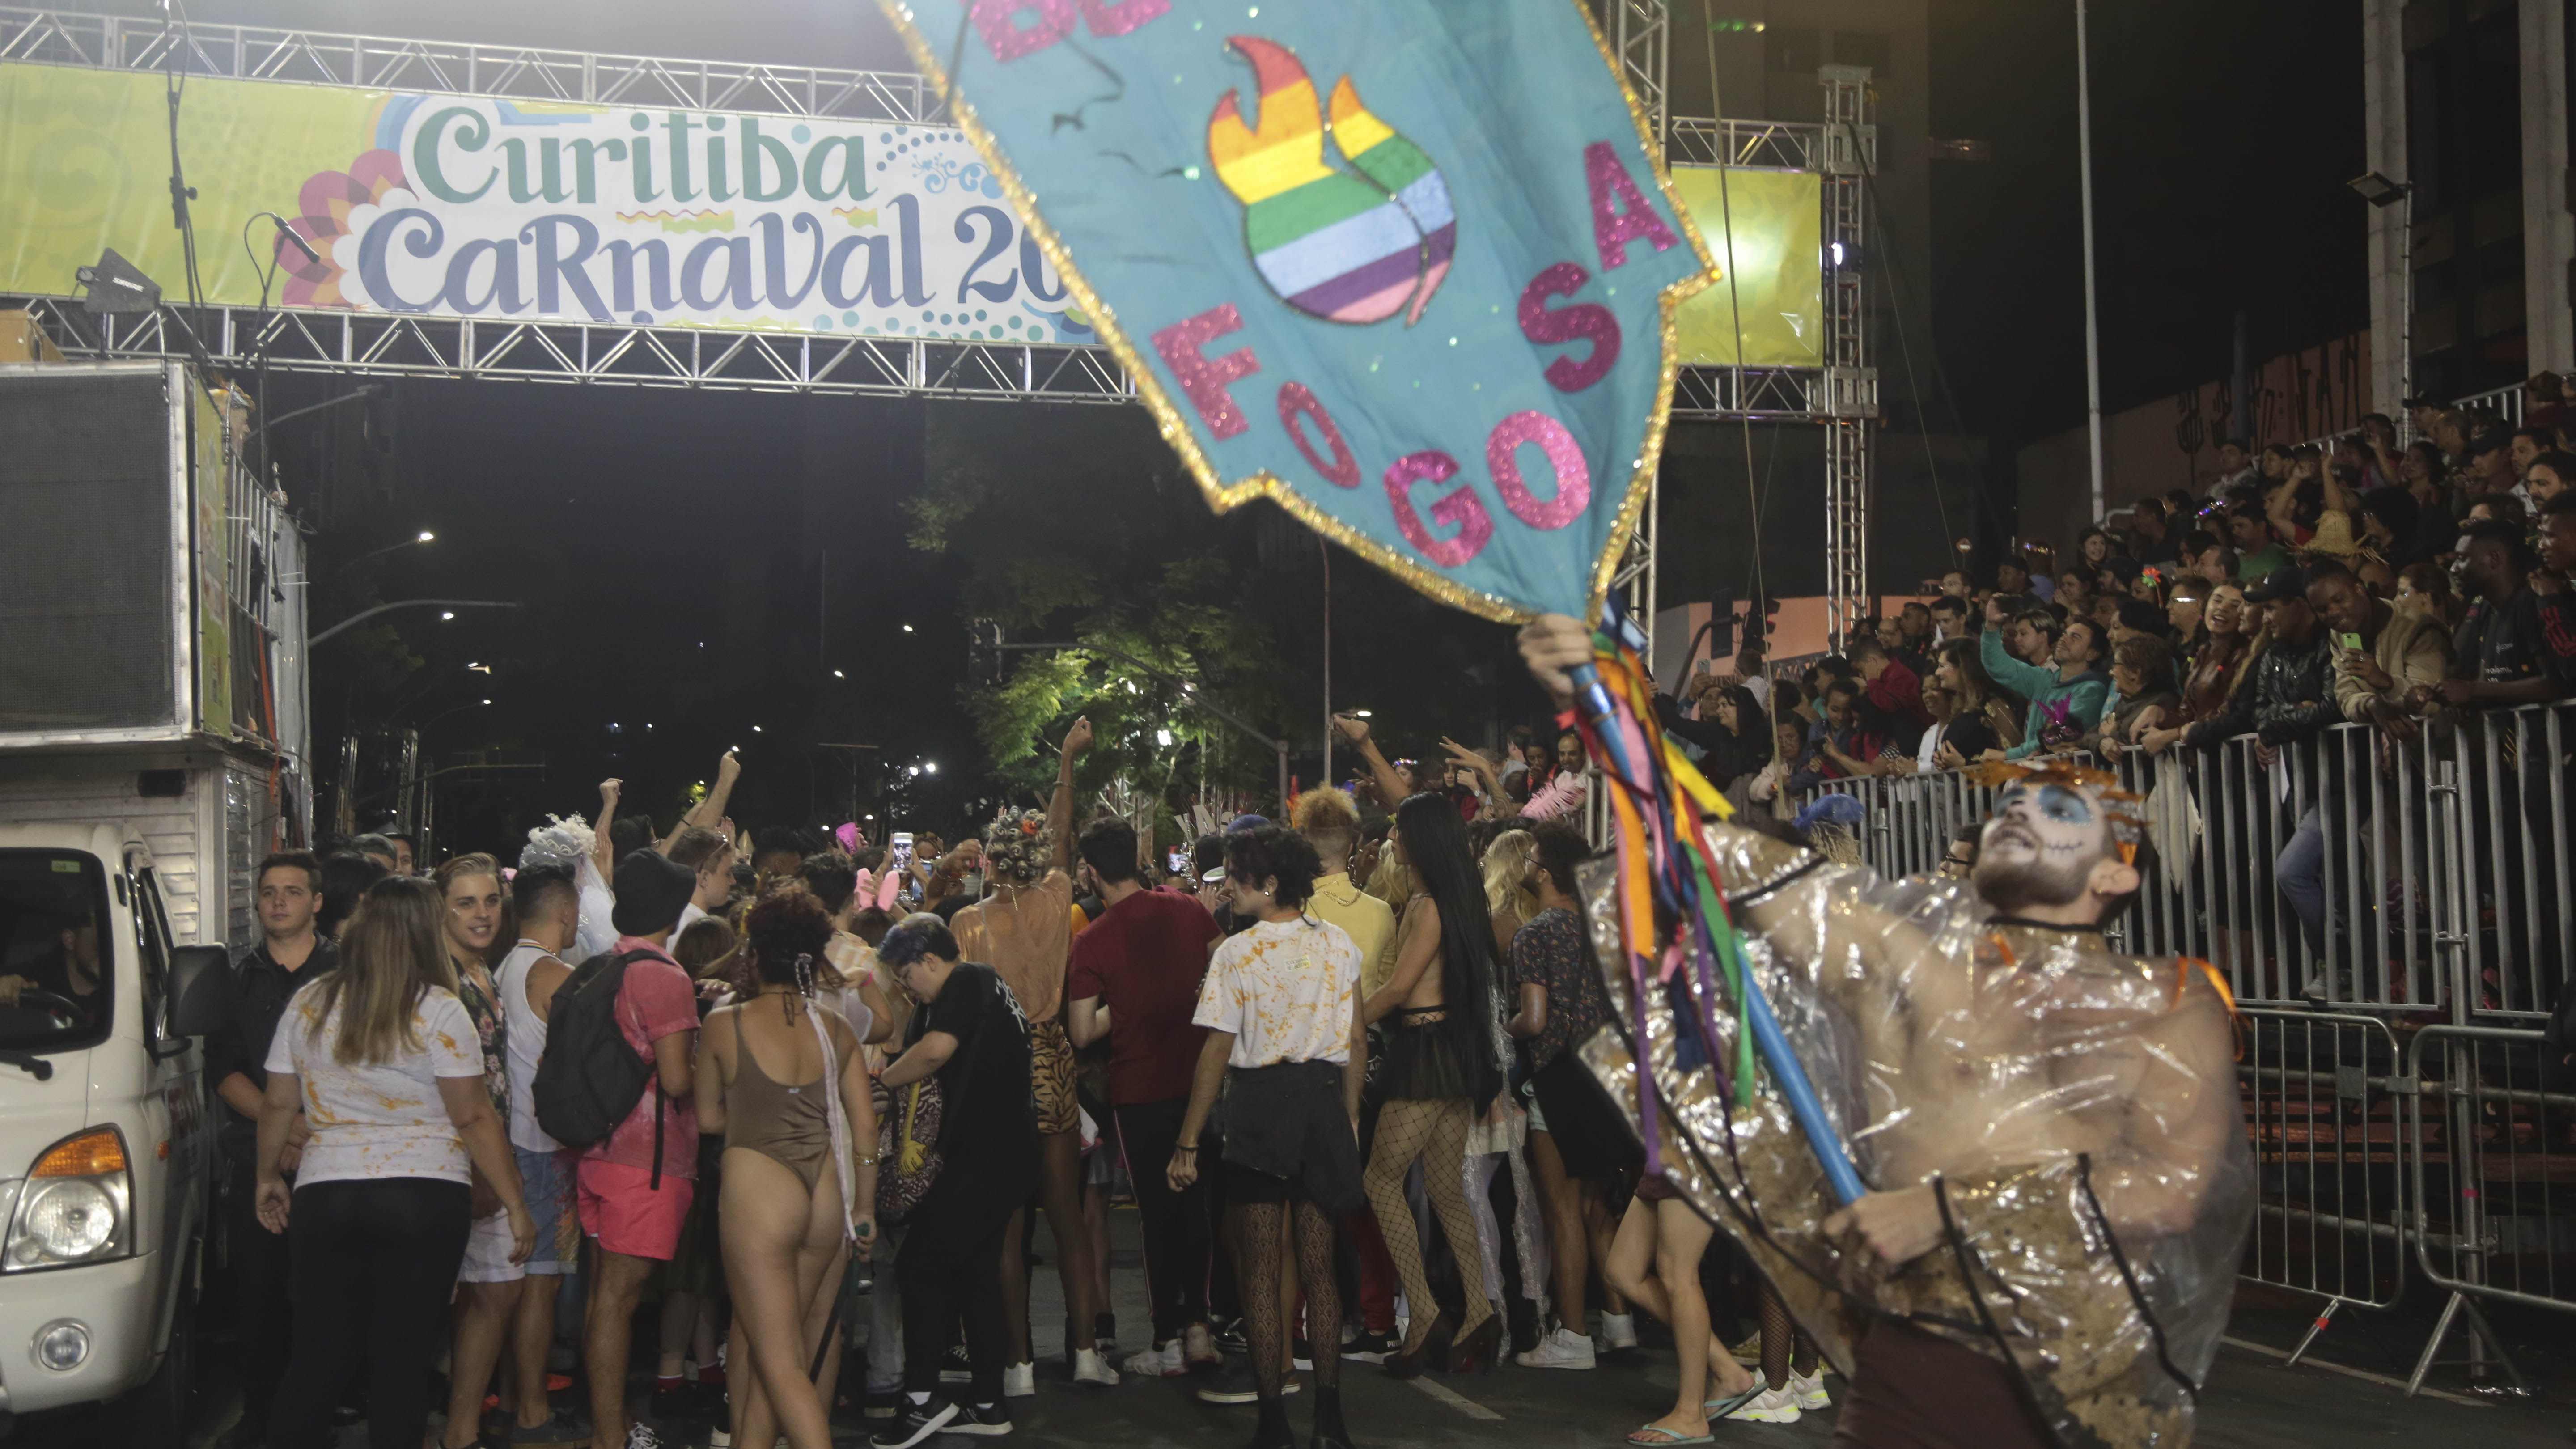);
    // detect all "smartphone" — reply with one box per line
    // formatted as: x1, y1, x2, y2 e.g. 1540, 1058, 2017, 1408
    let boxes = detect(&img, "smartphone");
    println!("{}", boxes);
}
1167, 848, 1188, 876
2336, 631, 2364, 652
1693, 658, 1712, 675
890, 832, 915, 876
